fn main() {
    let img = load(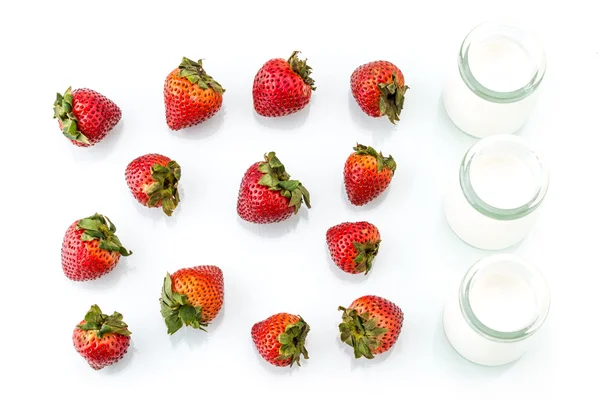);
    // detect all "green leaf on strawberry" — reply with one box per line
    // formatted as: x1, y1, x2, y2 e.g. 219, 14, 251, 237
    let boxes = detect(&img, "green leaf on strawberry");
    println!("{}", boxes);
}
160, 273, 207, 335
77, 214, 132, 257
257, 152, 311, 214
